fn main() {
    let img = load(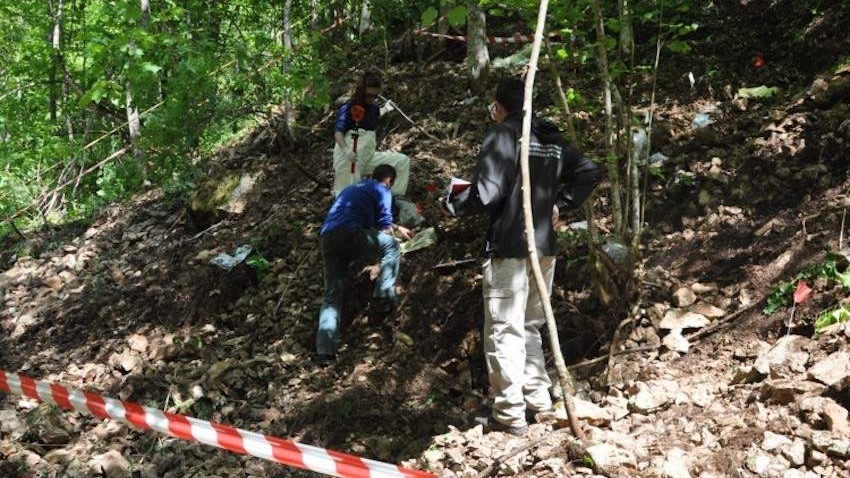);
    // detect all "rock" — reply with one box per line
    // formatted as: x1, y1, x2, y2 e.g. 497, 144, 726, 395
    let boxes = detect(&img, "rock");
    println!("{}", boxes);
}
753, 335, 812, 377
688, 384, 714, 408
809, 430, 850, 457
698, 189, 713, 206
674, 287, 698, 307
422, 449, 445, 464
188, 172, 260, 229
90, 450, 130, 478
586, 443, 637, 469
782, 439, 807, 467
0, 409, 26, 439
662, 448, 692, 478
688, 303, 725, 319
629, 380, 679, 413
796, 395, 837, 425
827, 439, 850, 458
112, 349, 143, 373
39, 421, 71, 444
573, 397, 613, 426
128, 334, 149, 353
731, 365, 761, 384
43, 275, 64, 291
663, 329, 691, 353
822, 402, 850, 434
195, 249, 216, 262
149, 334, 177, 361
760, 379, 826, 404
745, 452, 771, 474
690, 282, 718, 294
660, 310, 710, 330
701, 427, 720, 450
44, 449, 72, 465
762, 431, 793, 451
806, 351, 850, 388
603, 395, 630, 421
